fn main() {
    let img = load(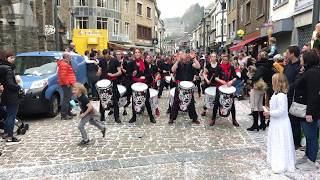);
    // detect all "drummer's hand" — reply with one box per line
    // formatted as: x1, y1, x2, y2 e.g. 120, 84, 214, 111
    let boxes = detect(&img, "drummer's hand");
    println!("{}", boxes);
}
140, 76, 145, 80
133, 71, 137, 77
206, 80, 210, 85
79, 113, 85, 118
96, 69, 102, 76
107, 73, 114, 77
227, 81, 233, 87
220, 80, 227, 85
